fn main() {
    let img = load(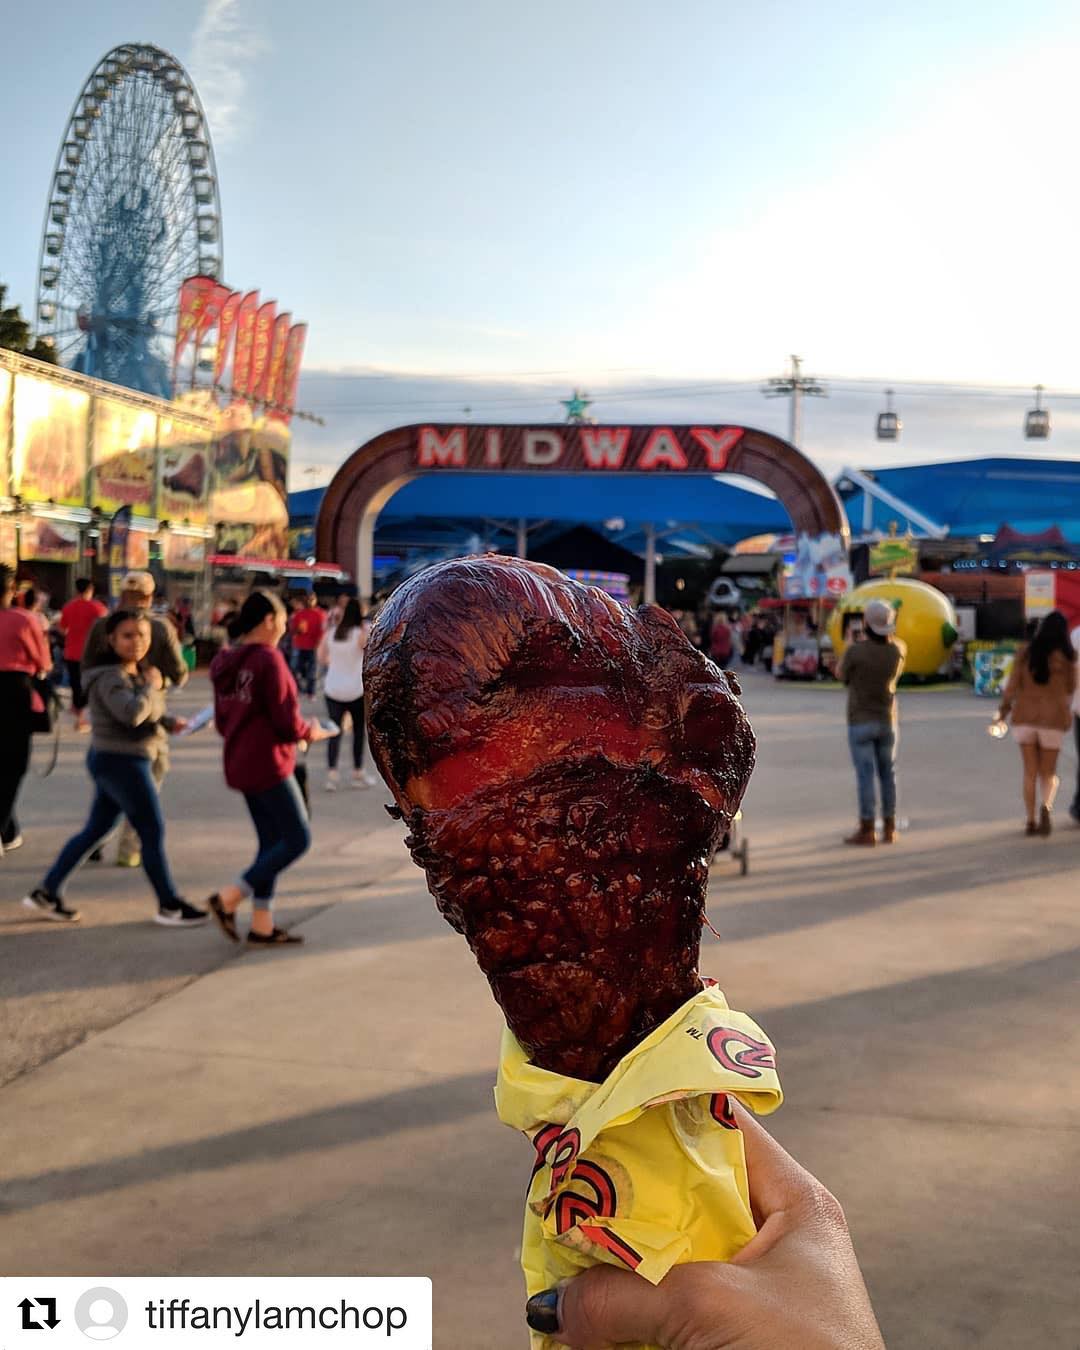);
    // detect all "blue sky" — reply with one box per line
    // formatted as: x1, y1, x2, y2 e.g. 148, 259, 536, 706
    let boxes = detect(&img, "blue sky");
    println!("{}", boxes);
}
5, 1, 1080, 483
